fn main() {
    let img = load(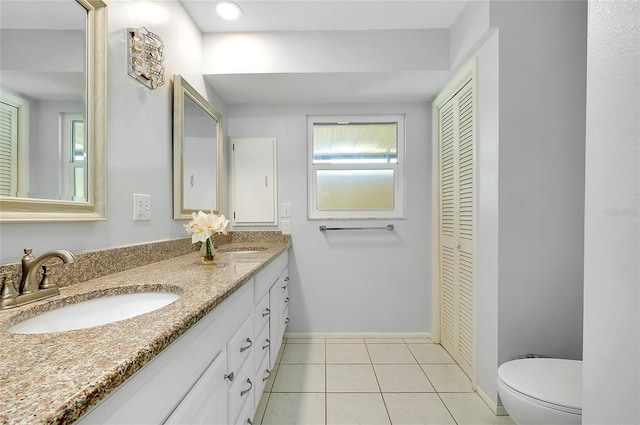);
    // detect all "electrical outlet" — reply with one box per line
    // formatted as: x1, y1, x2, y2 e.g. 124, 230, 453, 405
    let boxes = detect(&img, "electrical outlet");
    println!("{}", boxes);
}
133, 193, 151, 221
281, 219, 291, 235
281, 202, 291, 218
